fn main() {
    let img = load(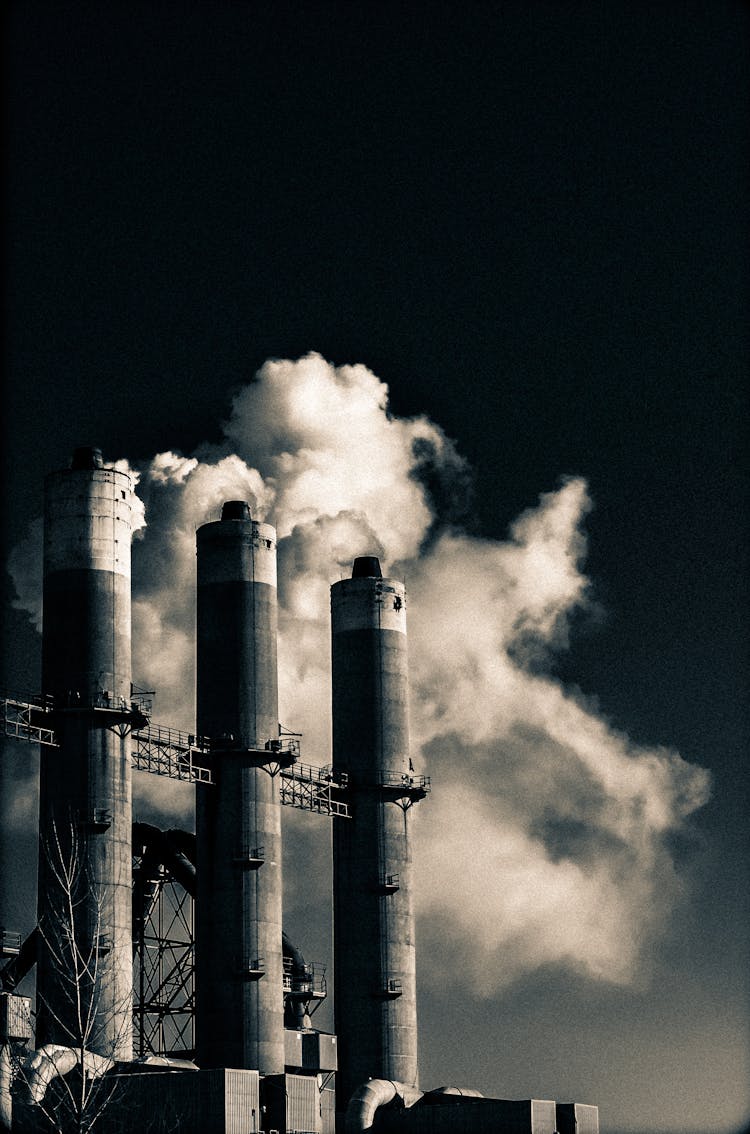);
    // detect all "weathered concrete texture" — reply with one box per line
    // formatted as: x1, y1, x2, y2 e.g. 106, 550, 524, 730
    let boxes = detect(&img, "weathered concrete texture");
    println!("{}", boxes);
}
331, 626, 411, 779
331, 572, 419, 1111
37, 462, 135, 1060
195, 513, 285, 1075
196, 582, 279, 747
42, 571, 131, 705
